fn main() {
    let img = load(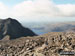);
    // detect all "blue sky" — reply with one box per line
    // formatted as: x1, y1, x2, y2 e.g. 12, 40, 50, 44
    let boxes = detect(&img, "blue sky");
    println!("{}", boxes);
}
53, 0, 75, 4
0, 0, 25, 7
0, 0, 75, 22
0, 0, 75, 7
